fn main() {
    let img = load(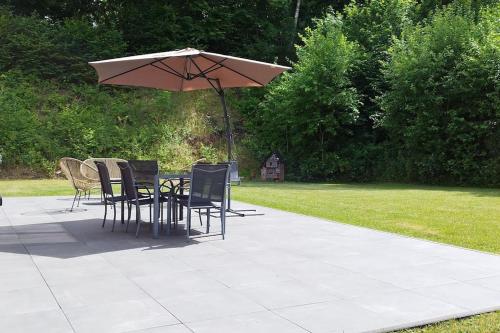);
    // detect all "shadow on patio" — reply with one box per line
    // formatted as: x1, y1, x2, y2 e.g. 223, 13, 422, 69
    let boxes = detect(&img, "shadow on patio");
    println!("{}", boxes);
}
0, 215, 208, 259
